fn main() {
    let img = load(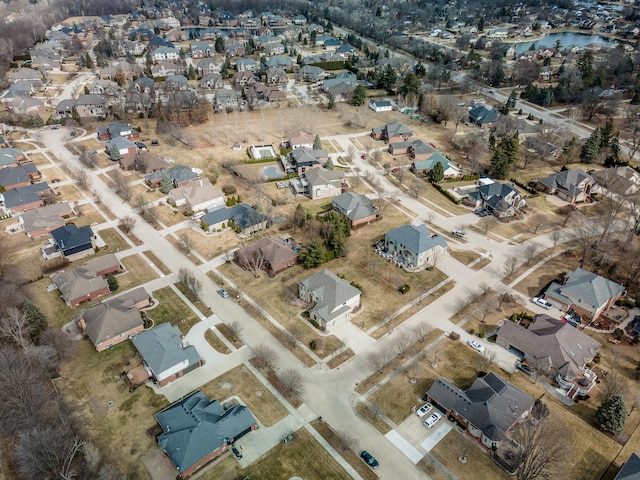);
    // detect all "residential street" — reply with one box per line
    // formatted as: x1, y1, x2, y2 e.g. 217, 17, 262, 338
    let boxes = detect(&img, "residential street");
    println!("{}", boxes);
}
34, 126, 583, 479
